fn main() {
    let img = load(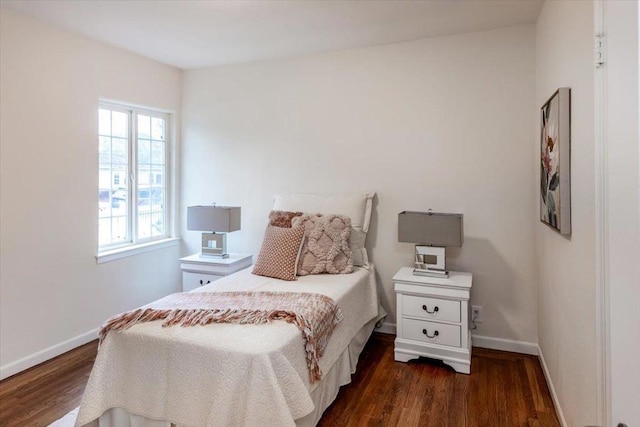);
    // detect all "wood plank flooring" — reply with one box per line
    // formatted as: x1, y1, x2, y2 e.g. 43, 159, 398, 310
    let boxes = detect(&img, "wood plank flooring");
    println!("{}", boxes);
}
0, 341, 97, 427
318, 334, 560, 427
0, 334, 559, 426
